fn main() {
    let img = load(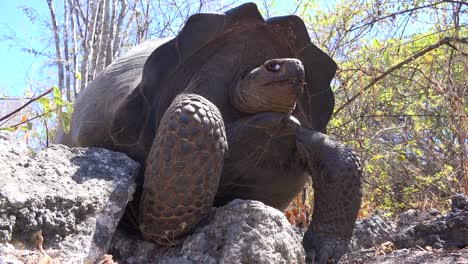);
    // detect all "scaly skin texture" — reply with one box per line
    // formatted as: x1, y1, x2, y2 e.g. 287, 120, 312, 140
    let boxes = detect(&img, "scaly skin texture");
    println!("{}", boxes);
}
139, 93, 227, 245
296, 127, 363, 263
